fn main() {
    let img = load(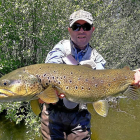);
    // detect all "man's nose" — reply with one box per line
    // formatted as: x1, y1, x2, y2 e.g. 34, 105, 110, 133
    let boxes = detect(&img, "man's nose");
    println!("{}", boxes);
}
79, 27, 84, 32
